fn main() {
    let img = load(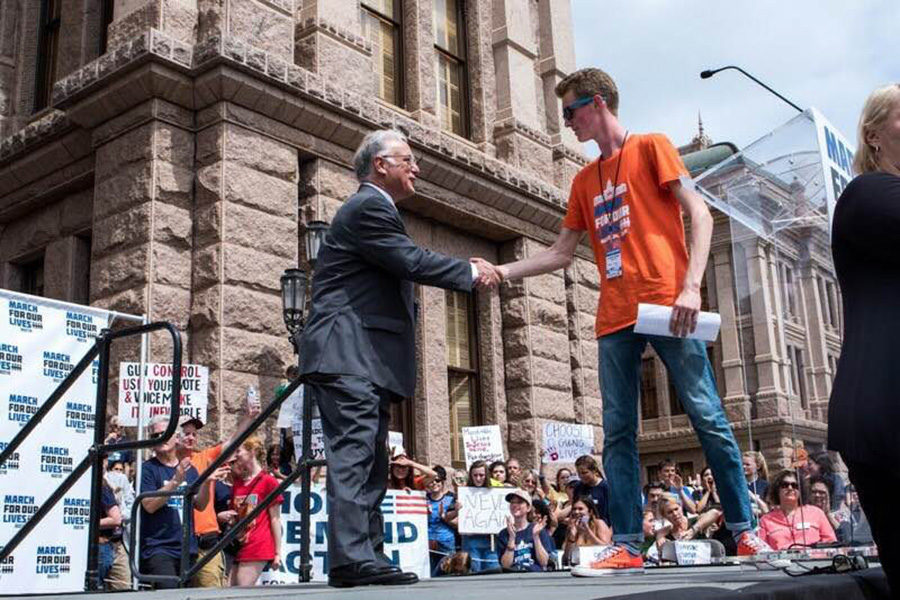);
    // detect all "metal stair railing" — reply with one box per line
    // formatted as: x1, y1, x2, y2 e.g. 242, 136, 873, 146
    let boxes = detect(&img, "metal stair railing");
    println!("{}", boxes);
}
128, 374, 326, 586
0, 321, 183, 592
